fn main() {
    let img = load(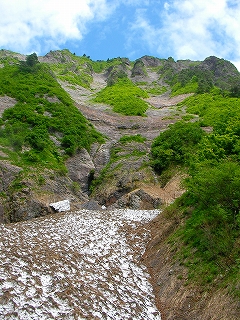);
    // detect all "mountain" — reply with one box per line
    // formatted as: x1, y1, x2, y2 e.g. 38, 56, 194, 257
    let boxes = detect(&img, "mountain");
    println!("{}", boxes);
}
0, 49, 239, 319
